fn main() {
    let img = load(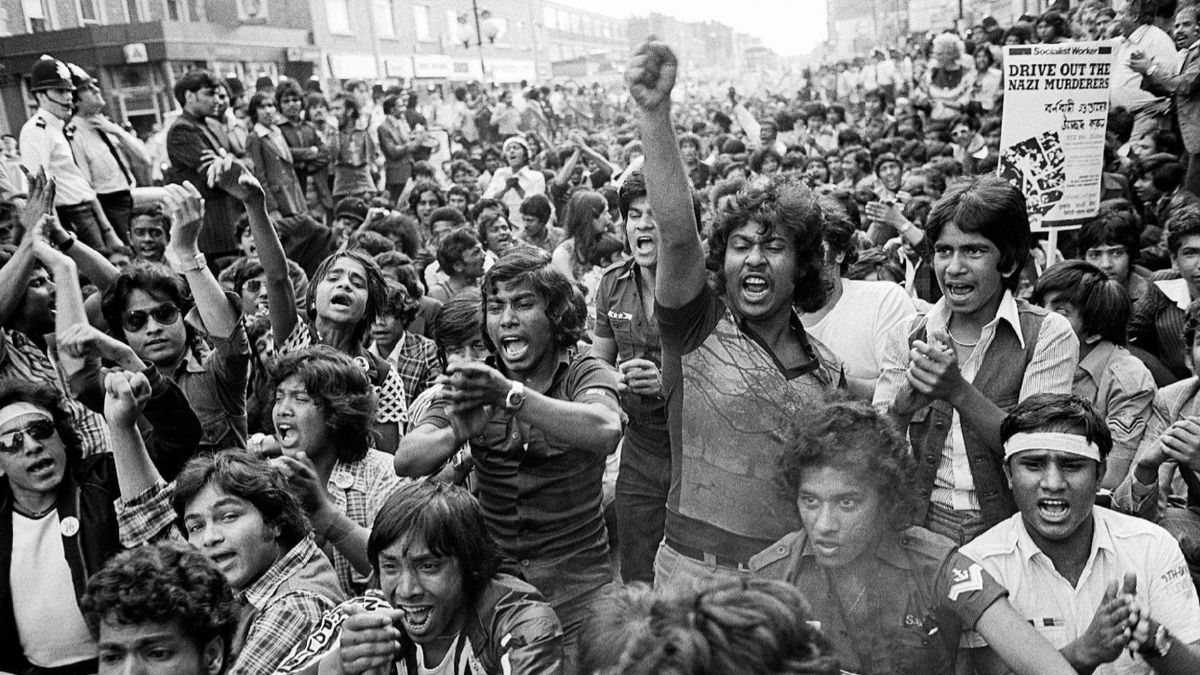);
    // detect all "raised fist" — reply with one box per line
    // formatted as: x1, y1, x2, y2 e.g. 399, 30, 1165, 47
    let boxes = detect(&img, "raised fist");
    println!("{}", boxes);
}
626, 40, 678, 113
